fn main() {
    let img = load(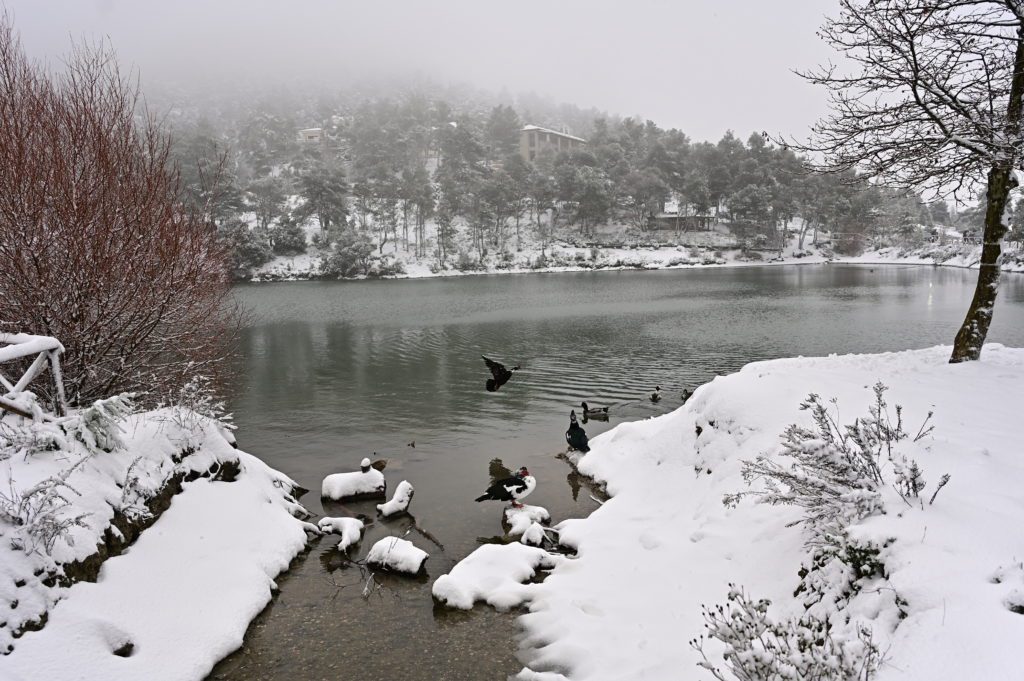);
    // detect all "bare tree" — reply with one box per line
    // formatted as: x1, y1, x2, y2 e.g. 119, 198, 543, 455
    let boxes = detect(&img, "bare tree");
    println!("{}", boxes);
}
792, 0, 1024, 362
0, 16, 242, 406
